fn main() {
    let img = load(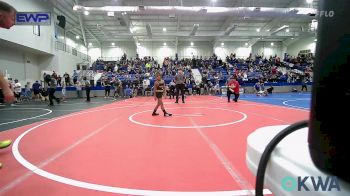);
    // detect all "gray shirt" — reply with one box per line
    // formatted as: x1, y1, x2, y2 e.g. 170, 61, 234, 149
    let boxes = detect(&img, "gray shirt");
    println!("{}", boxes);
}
175, 73, 185, 85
